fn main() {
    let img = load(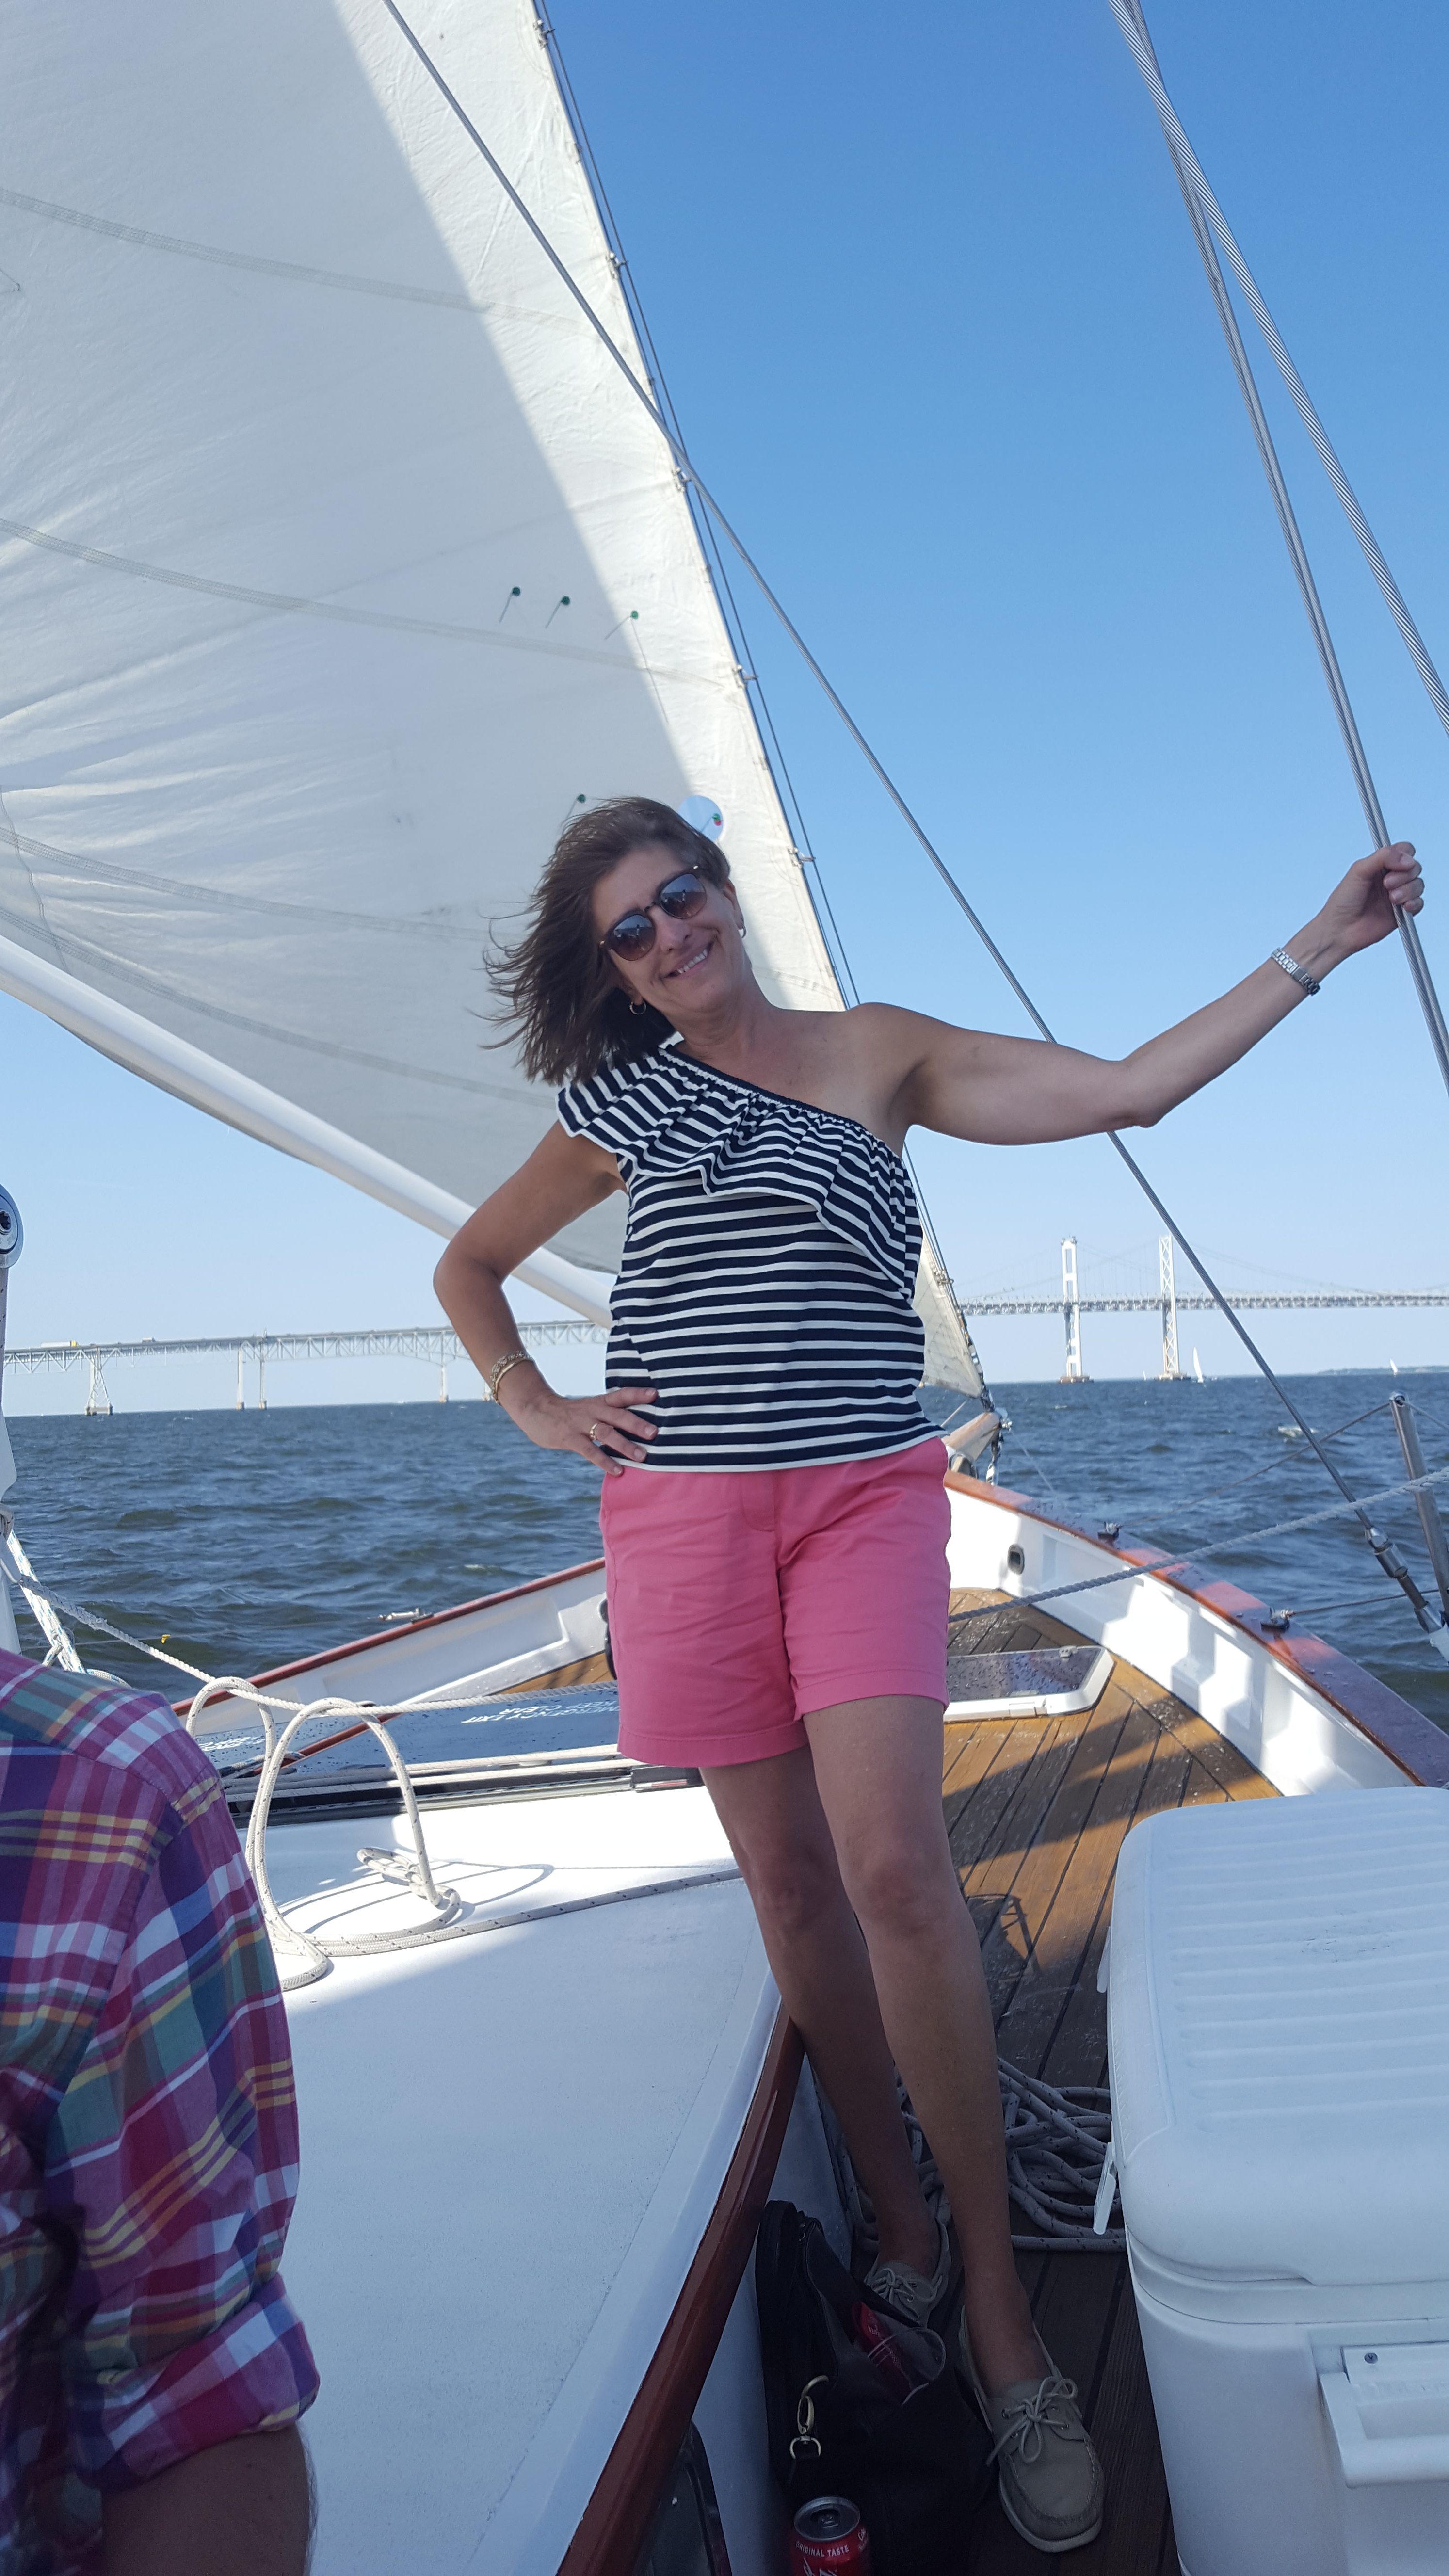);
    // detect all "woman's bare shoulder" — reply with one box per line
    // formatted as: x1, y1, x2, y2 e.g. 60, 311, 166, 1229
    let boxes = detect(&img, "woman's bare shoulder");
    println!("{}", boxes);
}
837, 1000, 945, 1066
